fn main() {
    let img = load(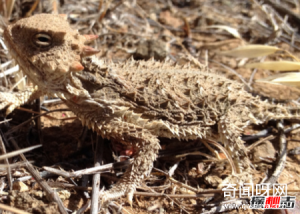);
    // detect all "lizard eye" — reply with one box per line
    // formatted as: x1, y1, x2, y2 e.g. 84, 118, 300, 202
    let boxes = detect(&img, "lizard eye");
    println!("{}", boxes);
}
33, 33, 52, 47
